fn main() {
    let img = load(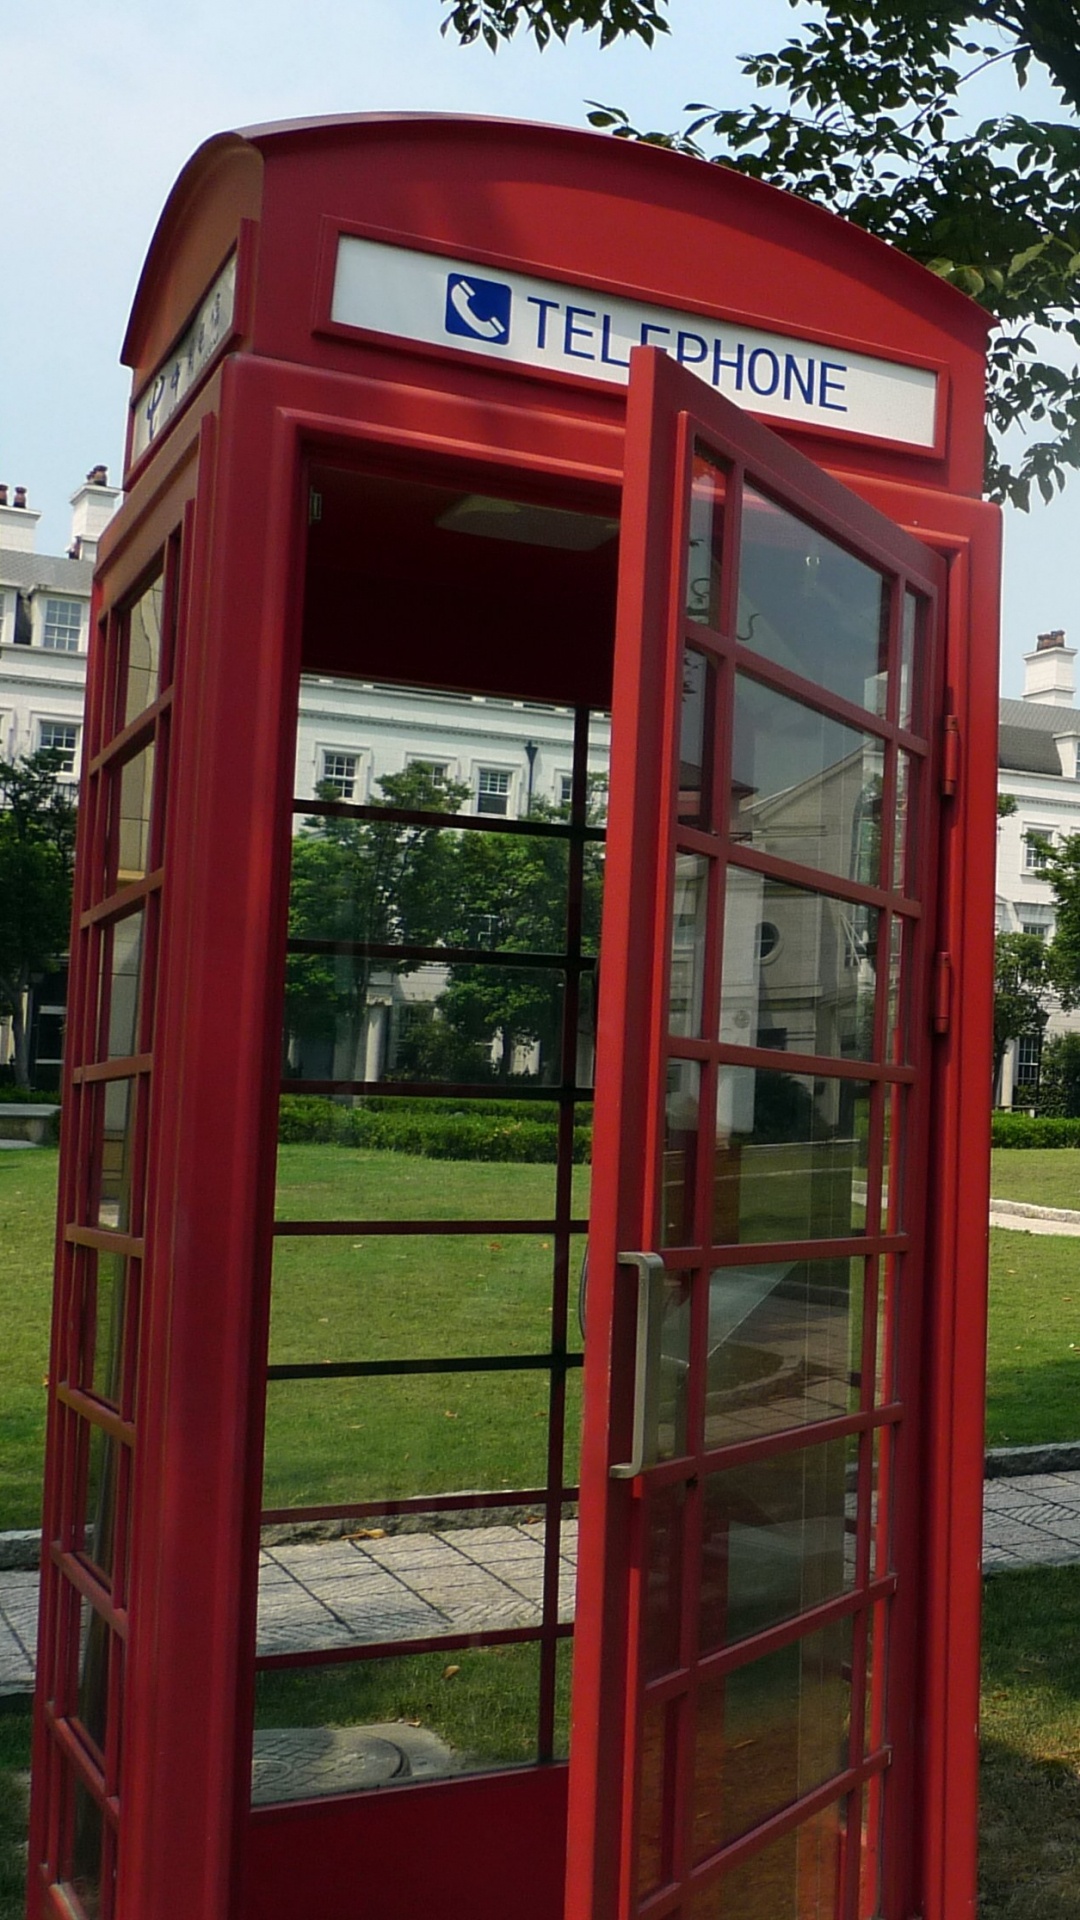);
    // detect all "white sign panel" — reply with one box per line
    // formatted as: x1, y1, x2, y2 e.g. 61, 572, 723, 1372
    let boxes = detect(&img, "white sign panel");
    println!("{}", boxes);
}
131, 254, 237, 462
332, 236, 938, 450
